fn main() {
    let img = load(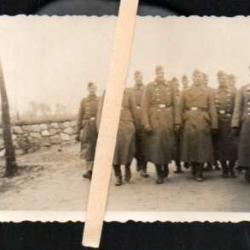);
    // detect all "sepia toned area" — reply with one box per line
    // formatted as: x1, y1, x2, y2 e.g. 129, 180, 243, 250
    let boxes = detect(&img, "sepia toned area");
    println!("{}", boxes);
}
1, 16, 250, 212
